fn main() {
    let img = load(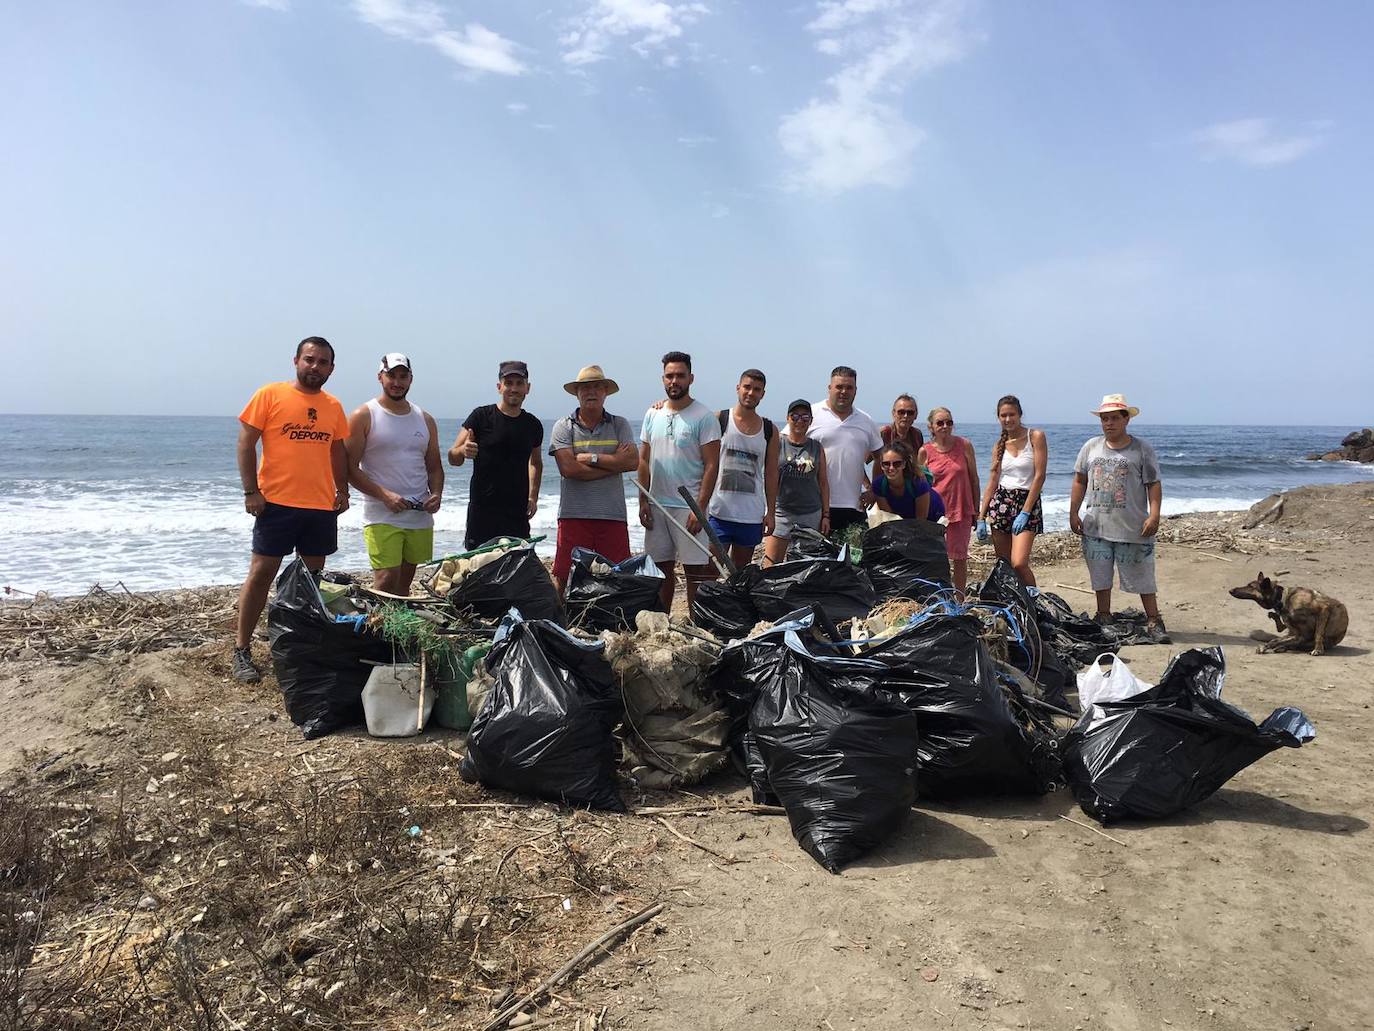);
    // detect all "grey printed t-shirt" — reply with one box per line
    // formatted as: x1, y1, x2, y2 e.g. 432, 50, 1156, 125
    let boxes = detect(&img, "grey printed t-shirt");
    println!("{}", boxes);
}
549, 410, 635, 521
1074, 435, 1161, 544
